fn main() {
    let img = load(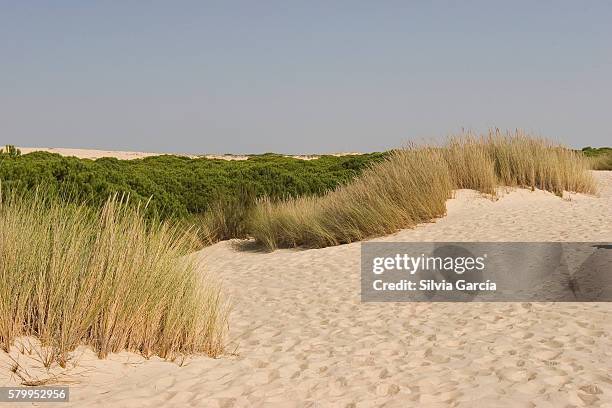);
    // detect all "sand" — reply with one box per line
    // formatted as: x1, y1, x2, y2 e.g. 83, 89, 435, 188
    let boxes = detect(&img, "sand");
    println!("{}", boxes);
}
15, 147, 360, 161
1, 172, 611, 407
